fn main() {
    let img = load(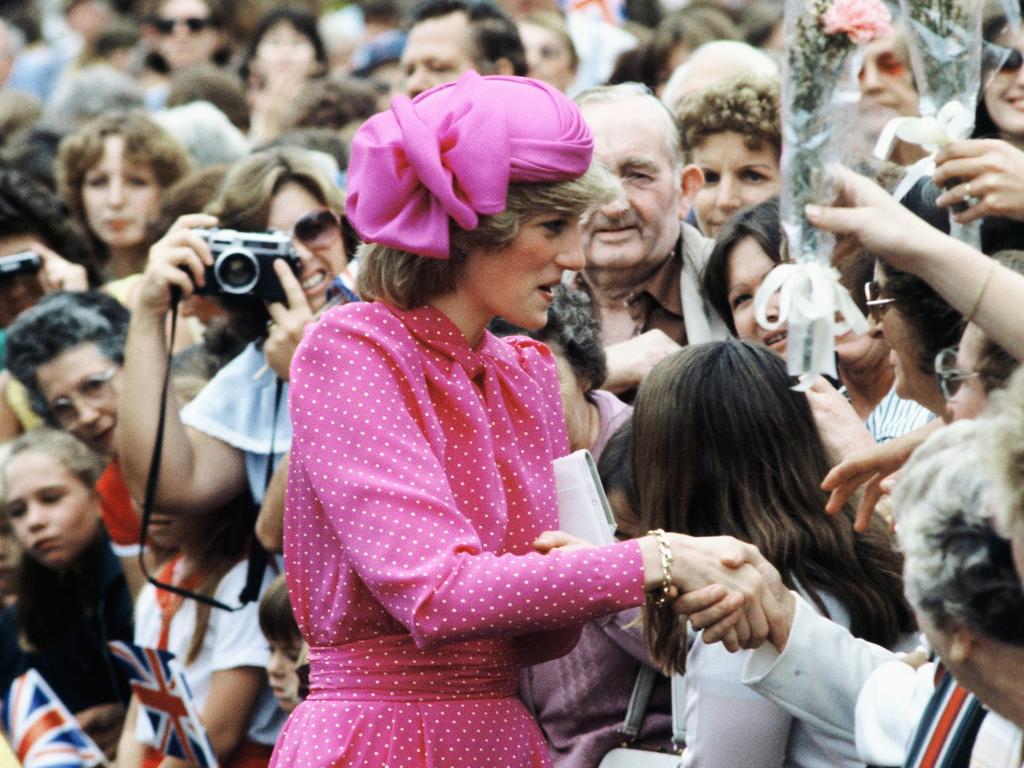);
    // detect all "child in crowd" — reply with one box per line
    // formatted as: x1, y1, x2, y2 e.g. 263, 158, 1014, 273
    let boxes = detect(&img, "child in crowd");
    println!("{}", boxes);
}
116, 491, 283, 767
258, 574, 306, 714
0, 427, 133, 757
